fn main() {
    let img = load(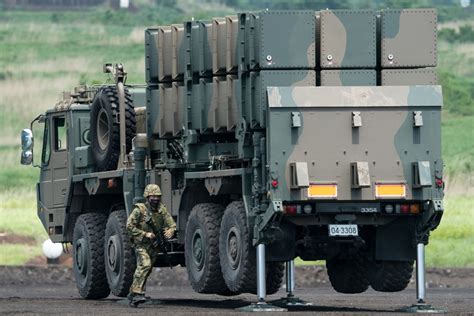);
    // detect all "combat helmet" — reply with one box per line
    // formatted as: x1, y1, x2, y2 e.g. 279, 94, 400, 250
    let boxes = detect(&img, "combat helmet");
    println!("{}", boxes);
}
143, 184, 162, 197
